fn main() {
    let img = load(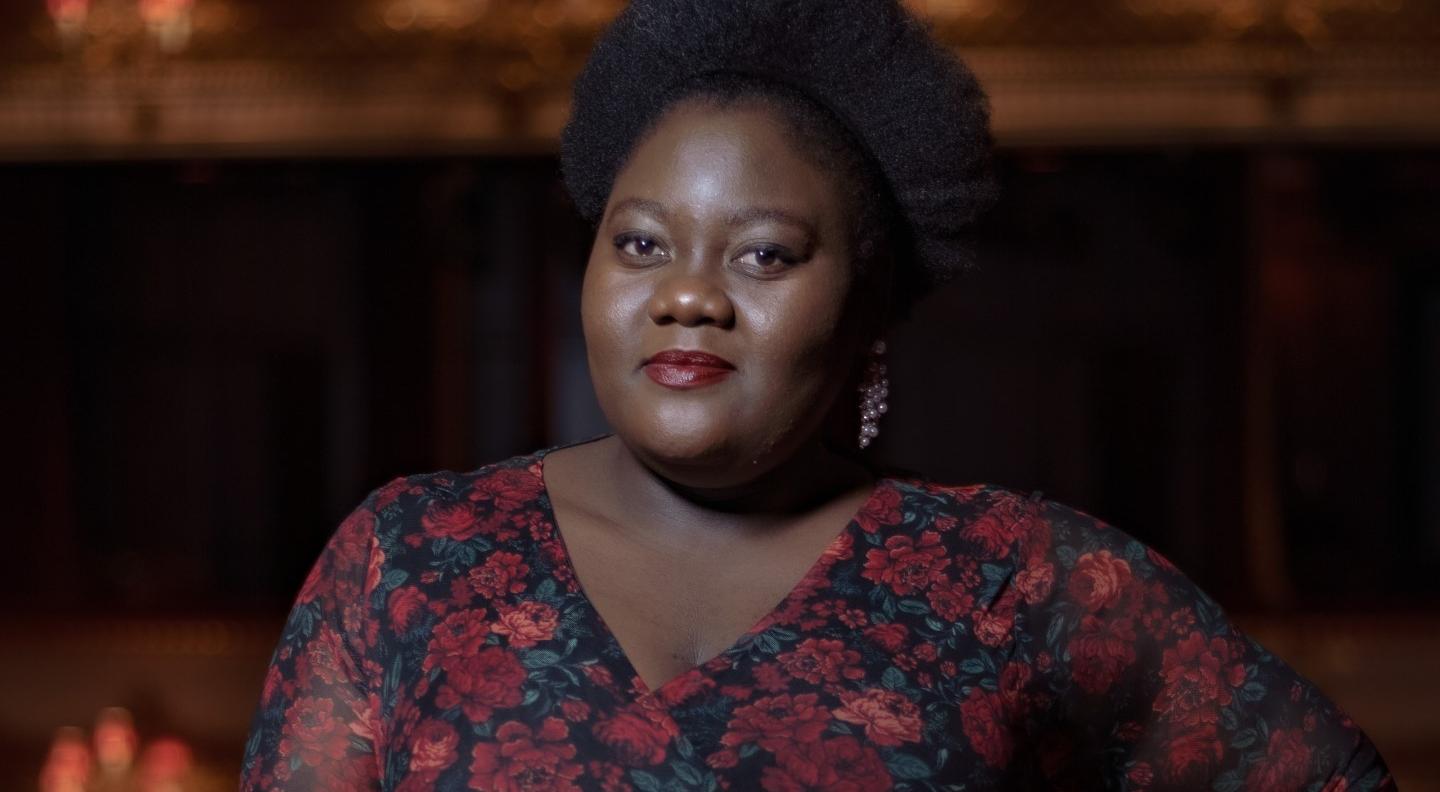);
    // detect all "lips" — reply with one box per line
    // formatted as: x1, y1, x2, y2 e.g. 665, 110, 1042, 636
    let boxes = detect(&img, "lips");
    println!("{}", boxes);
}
642, 349, 735, 389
